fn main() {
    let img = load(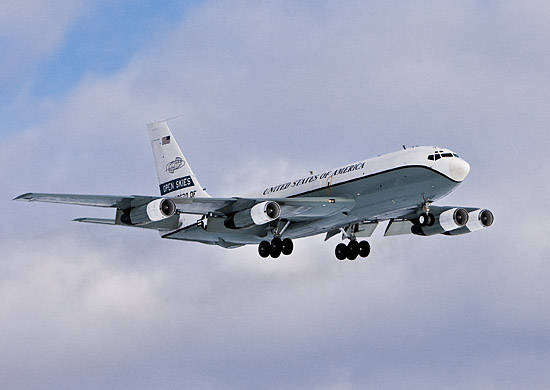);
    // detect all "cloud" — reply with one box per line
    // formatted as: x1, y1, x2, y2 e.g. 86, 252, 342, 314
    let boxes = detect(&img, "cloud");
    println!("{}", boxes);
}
0, 0, 87, 84
2, 0, 550, 388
